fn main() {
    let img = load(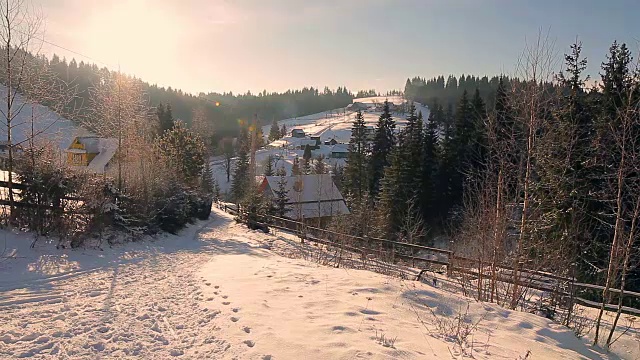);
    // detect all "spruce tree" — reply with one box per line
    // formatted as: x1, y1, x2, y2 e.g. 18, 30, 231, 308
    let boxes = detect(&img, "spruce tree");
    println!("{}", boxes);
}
469, 88, 488, 177
263, 155, 274, 176
268, 119, 281, 142
343, 110, 368, 203
313, 155, 327, 174
537, 41, 595, 283
280, 124, 288, 138
231, 127, 250, 203
291, 156, 301, 176
420, 102, 441, 222
368, 100, 396, 197
272, 167, 290, 217
158, 103, 175, 133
